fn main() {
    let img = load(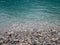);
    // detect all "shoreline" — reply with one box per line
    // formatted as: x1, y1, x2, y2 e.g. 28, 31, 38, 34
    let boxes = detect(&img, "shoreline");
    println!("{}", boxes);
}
0, 22, 60, 32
